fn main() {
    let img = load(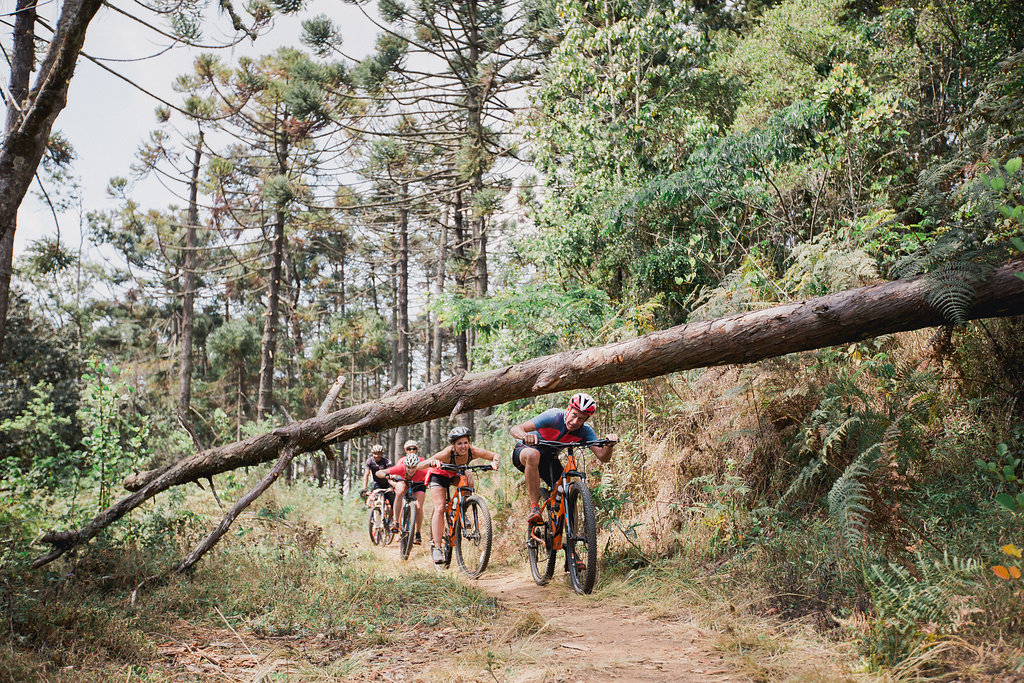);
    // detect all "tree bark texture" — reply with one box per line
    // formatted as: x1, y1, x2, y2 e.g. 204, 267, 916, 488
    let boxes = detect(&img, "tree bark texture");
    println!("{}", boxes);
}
35, 260, 1024, 567
177, 131, 203, 419
0, 0, 103, 246
256, 207, 286, 421
0, 0, 39, 360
